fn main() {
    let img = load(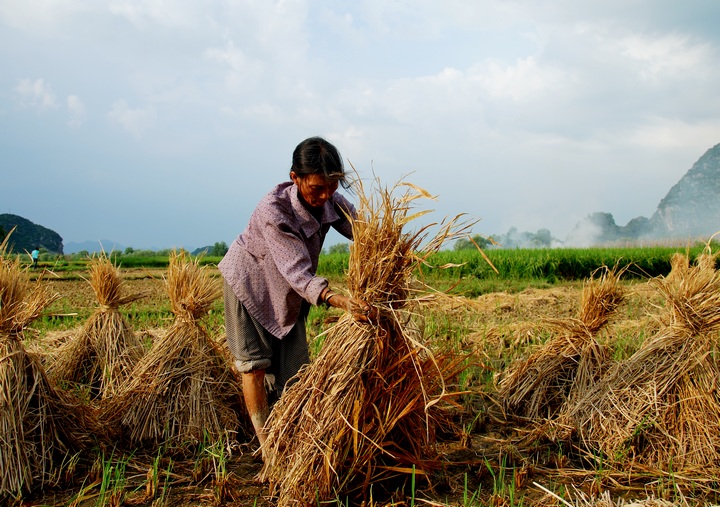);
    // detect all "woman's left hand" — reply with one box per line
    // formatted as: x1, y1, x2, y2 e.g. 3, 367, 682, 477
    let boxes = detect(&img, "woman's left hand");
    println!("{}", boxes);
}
347, 297, 378, 323
324, 290, 378, 323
